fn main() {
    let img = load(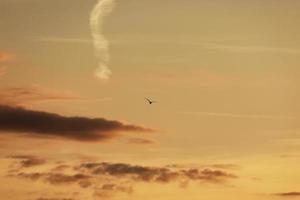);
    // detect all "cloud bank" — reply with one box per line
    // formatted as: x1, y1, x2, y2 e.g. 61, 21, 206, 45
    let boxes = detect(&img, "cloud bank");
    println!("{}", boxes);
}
0, 105, 153, 141
9, 159, 238, 198
76, 162, 237, 183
